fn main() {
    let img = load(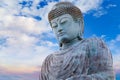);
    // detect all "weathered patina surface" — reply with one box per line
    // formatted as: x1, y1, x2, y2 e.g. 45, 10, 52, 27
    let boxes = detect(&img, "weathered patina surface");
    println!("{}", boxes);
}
40, 2, 115, 80
40, 38, 115, 80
